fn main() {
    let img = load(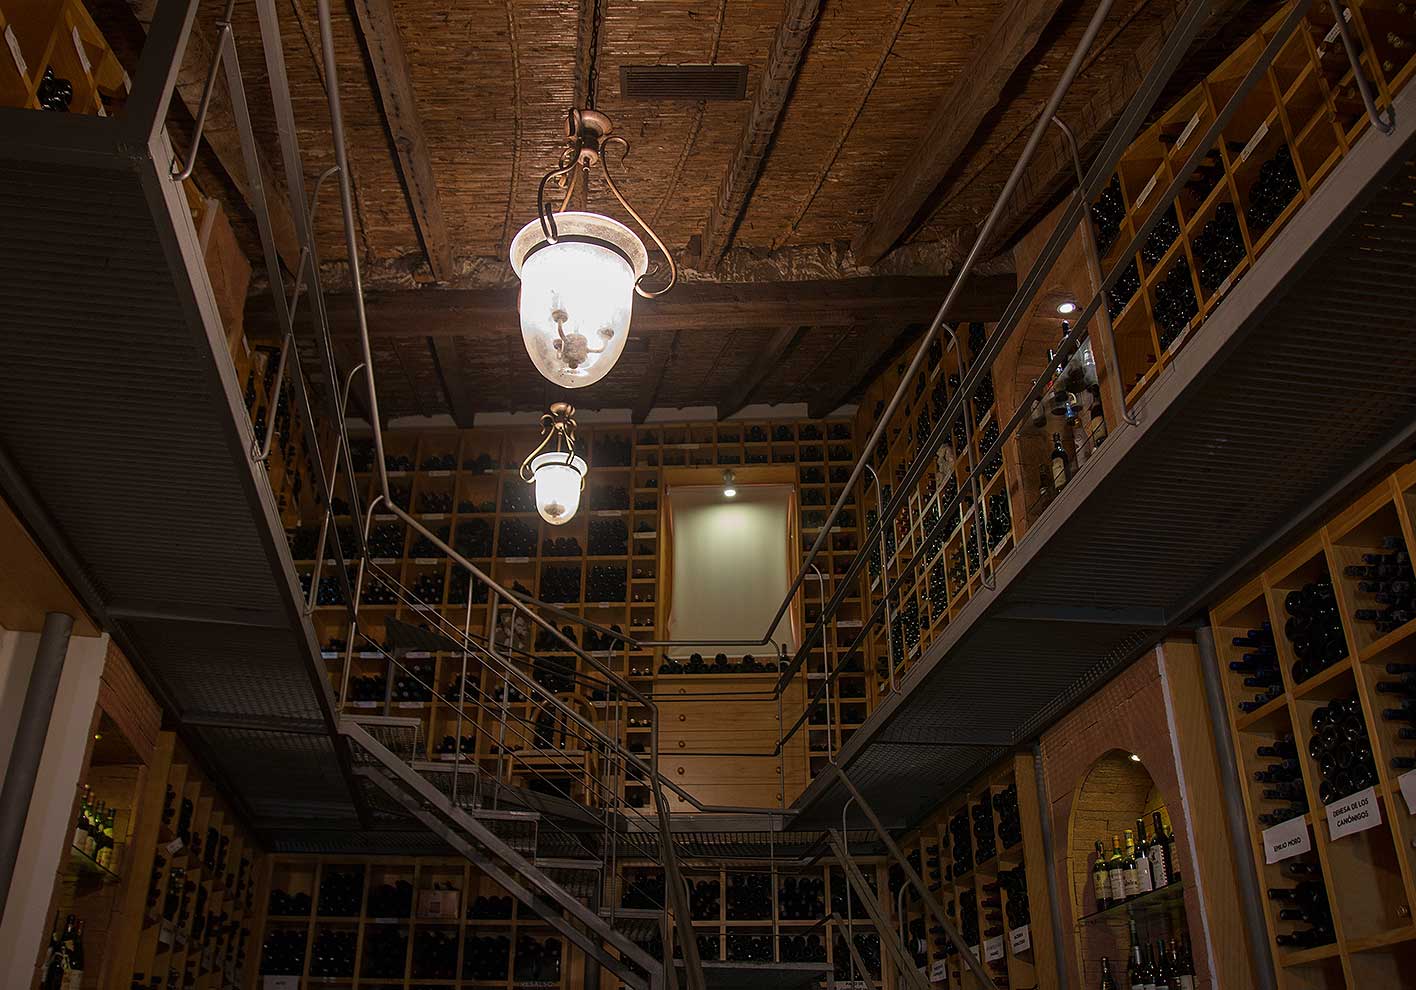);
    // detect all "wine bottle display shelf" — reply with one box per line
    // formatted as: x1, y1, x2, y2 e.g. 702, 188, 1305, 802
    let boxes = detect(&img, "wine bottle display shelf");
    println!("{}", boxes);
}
292, 418, 870, 803
1091, 0, 1415, 413
0, 0, 127, 113
1212, 458, 1416, 988
892, 752, 1054, 990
